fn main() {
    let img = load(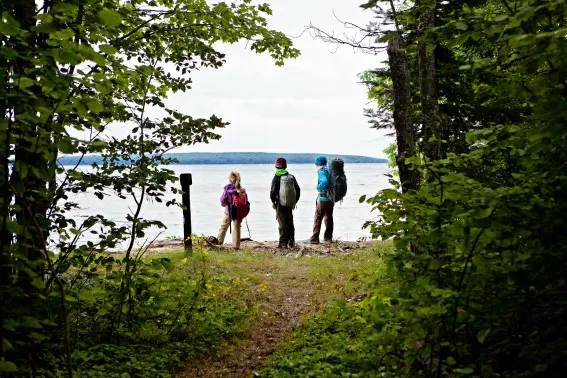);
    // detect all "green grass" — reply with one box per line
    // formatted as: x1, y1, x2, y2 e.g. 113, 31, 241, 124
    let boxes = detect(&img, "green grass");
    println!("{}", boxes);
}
181, 241, 390, 308
254, 242, 407, 378
178, 242, 391, 376
47, 241, 390, 377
